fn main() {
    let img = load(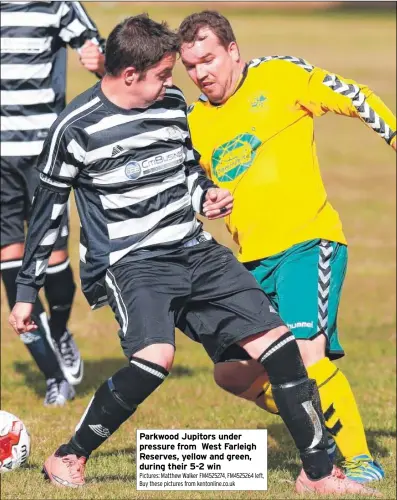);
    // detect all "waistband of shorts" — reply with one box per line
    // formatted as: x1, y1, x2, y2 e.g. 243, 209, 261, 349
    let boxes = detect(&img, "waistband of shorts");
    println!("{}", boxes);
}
182, 232, 212, 248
